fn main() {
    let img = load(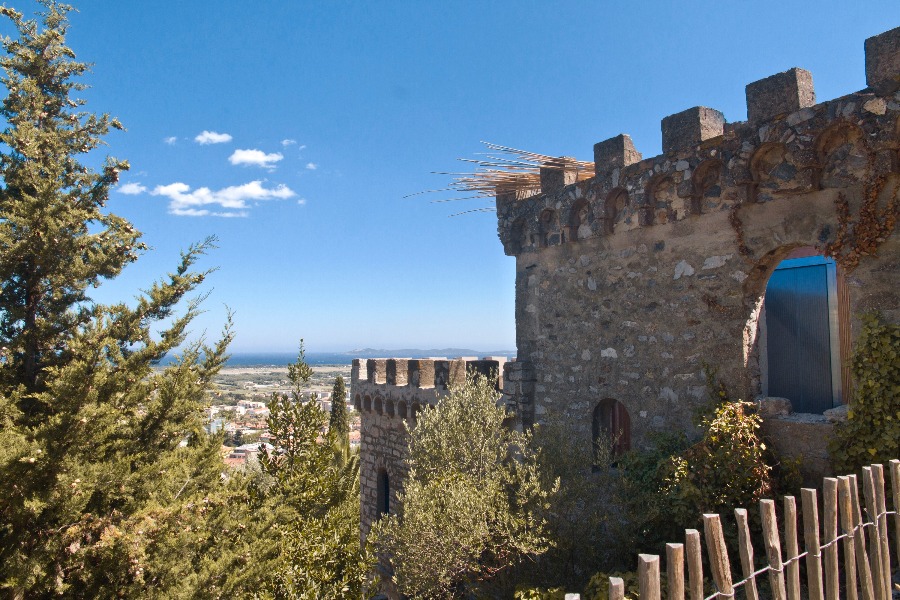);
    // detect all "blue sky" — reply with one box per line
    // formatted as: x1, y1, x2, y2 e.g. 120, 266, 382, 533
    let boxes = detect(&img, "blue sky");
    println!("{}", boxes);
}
2, 2, 896, 352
